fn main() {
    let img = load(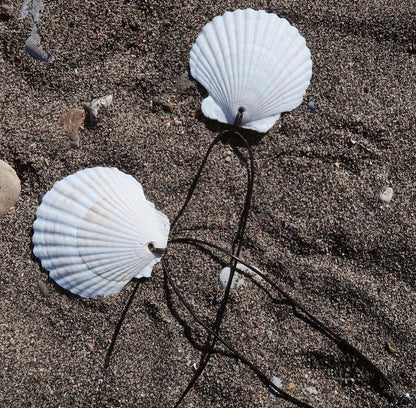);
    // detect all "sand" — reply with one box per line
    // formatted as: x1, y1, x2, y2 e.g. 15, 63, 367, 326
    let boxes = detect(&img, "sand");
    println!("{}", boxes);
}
0, 0, 415, 407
